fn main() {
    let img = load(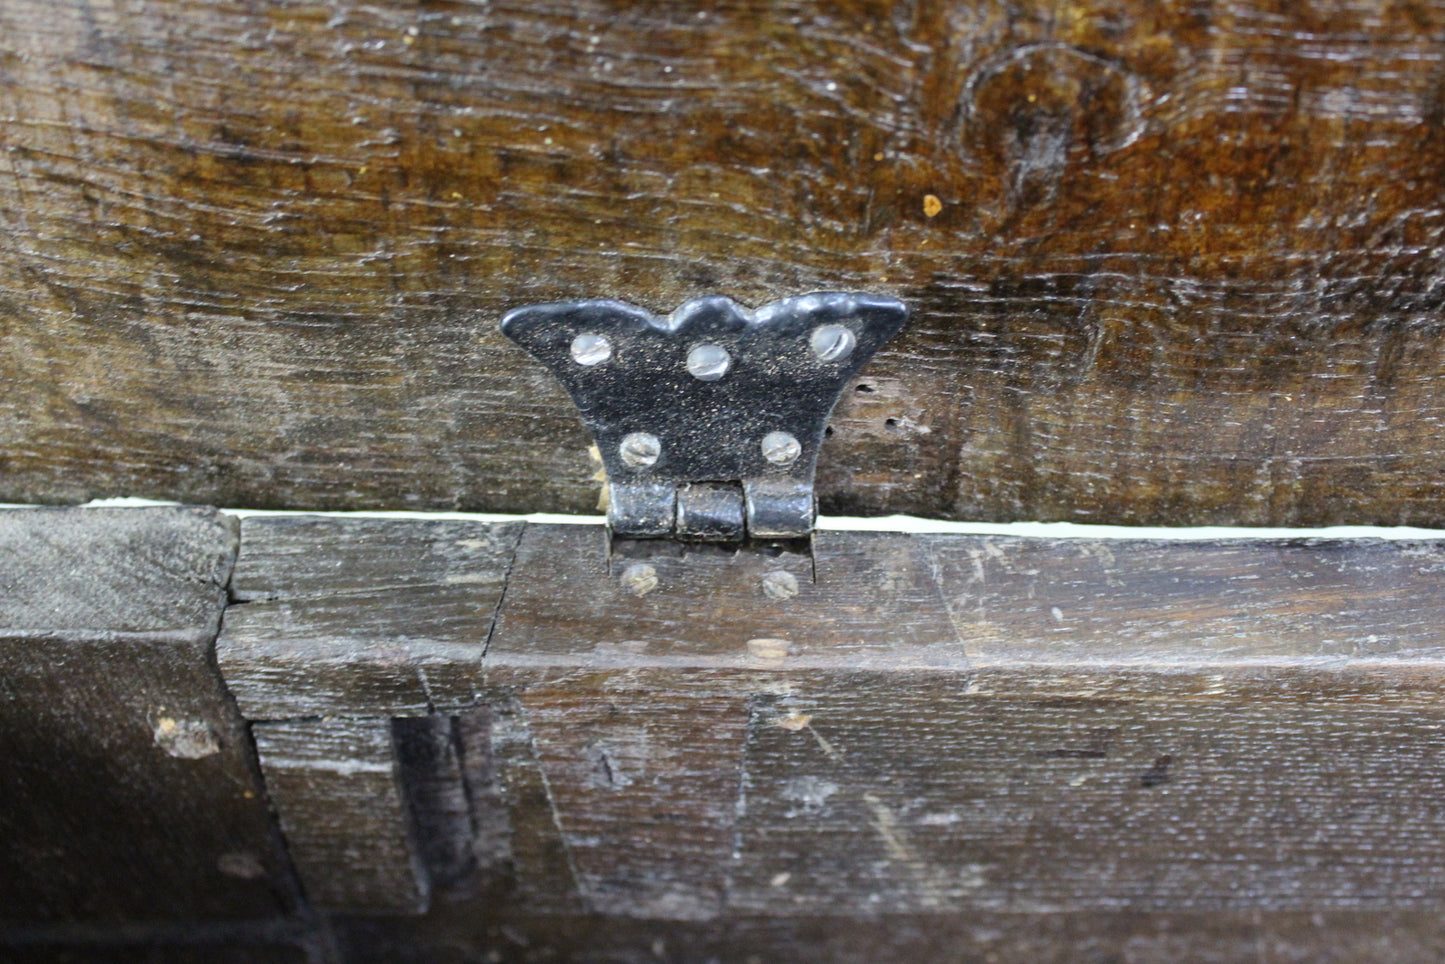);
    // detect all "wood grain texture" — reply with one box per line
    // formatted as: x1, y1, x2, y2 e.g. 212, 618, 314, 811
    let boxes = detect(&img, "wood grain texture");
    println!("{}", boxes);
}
480, 696, 588, 916
218, 517, 521, 718
356, 672, 1445, 959
252, 718, 428, 915
251, 713, 502, 918
486, 525, 961, 679
925, 535, 1445, 665
459, 522, 1445, 942
477, 666, 1445, 924
732, 674, 1445, 914
5, 2, 1445, 524
0, 938, 319, 964
333, 910, 1445, 964
0, 507, 296, 923
0, 506, 238, 640
518, 687, 749, 920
